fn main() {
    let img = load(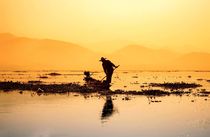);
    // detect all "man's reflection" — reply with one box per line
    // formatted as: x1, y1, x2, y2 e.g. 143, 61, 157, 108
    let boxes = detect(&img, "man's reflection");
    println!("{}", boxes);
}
101, 95, 115, 121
